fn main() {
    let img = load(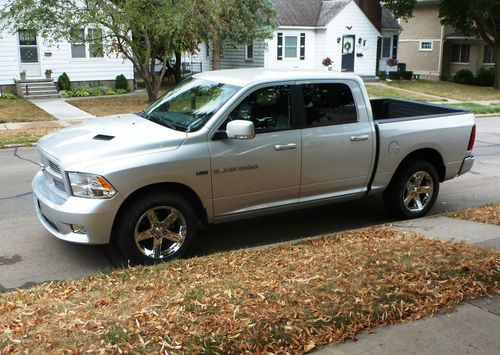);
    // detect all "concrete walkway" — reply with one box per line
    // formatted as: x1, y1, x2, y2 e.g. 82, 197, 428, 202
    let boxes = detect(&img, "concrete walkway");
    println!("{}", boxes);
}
317, 215, 500, 355
29, 98, 95, 120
